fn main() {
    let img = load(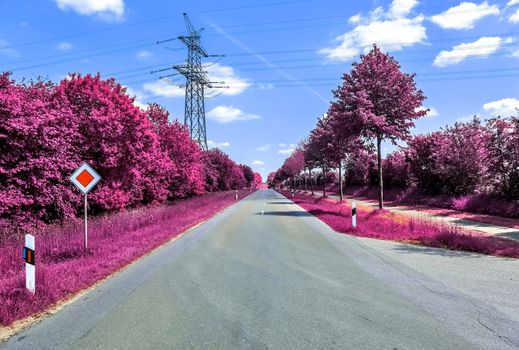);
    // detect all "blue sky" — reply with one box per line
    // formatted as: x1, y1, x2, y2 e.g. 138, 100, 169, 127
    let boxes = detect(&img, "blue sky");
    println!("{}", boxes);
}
1, 0, 519, 180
